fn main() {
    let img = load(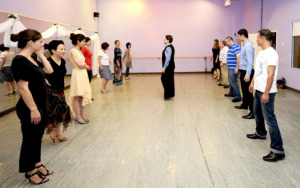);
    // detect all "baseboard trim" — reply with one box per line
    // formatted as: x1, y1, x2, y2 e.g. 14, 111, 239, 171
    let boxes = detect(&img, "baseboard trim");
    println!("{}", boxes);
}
286, 86, 300, 94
